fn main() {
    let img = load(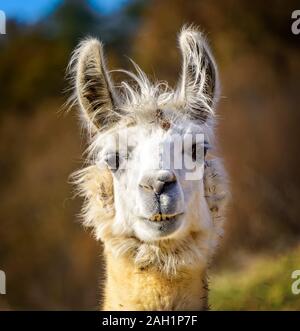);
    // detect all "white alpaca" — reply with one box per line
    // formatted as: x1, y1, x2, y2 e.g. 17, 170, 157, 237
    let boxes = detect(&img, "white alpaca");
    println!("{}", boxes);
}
69, 26, 229, 310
